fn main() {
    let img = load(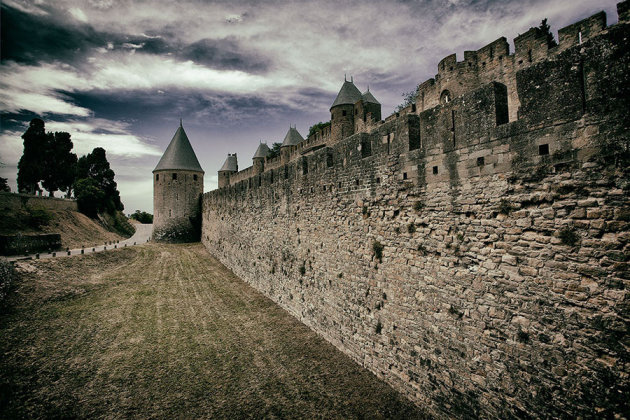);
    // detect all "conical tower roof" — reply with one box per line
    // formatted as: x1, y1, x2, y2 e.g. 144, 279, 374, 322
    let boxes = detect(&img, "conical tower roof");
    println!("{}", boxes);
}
153, 122, 204, 173
281, 127, 304, 147
362, 89, 380, 104
330, 79, 362, 109
219, 154, 238, 172
253, 142, 270, 159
